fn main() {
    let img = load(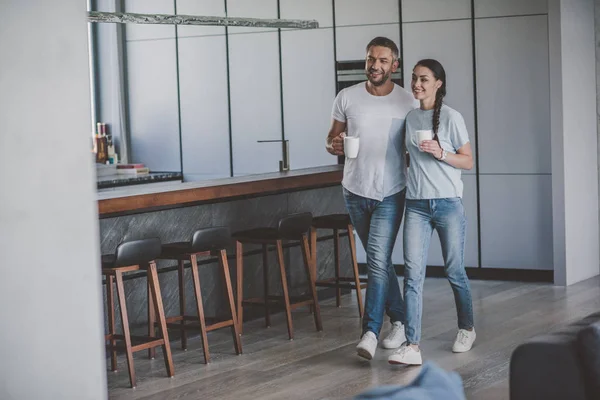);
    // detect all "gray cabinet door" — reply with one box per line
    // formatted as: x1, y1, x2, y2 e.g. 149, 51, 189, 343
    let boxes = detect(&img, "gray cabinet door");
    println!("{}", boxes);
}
402, 0, 471, 23
178, 34, 231, 181
280, 28, 337, 170
480, 174, 553, 270
229, 31, 283, 176
475, 15, 551, 174
126, 39, 181, 171
402, 19, 477, 172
